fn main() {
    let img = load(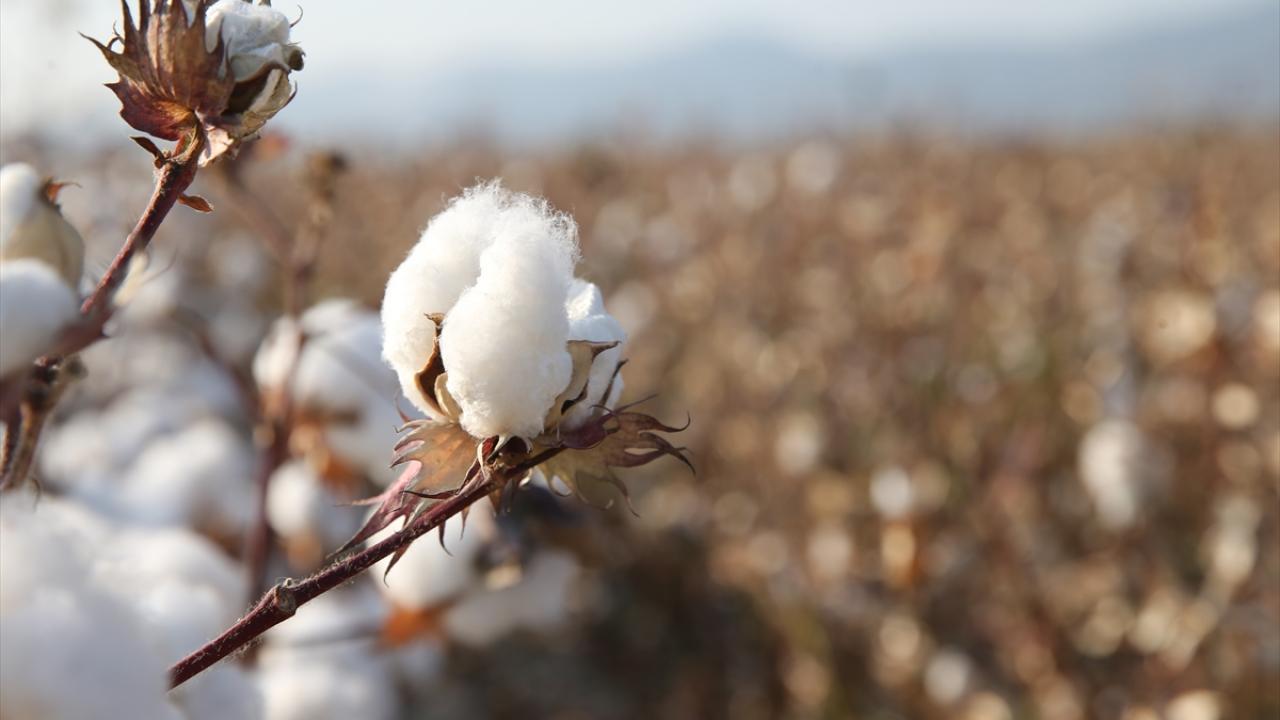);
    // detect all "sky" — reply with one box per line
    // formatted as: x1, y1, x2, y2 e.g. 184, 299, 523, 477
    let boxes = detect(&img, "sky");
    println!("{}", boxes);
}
0, 0, 1266, 144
